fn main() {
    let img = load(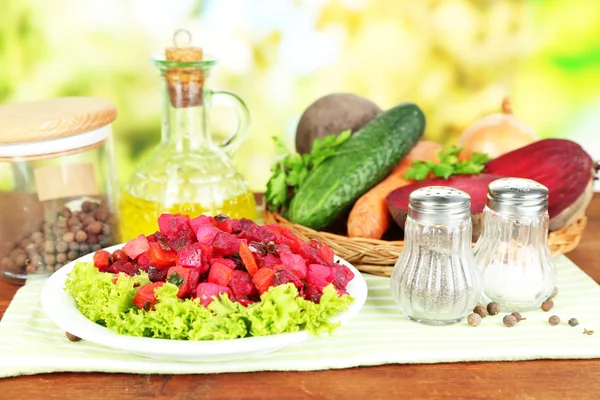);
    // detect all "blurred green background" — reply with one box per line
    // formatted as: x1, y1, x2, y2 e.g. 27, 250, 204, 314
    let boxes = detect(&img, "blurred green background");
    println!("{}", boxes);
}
1, 0, 599, 191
